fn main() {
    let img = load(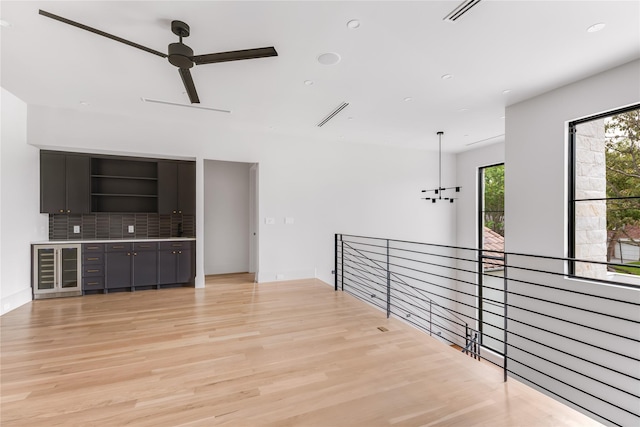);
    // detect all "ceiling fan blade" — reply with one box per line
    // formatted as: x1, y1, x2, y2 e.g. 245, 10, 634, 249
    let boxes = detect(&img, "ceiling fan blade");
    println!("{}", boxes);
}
192, 47, 278, 65
39, 10, 167, 59
179, 68, 200, 104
